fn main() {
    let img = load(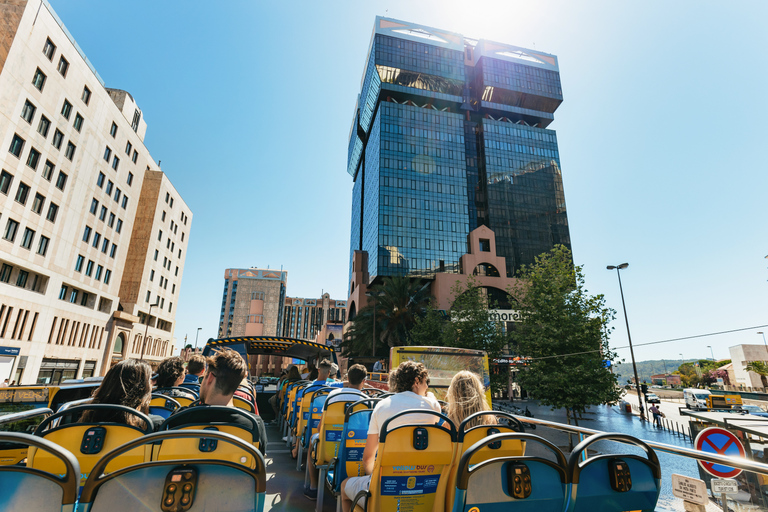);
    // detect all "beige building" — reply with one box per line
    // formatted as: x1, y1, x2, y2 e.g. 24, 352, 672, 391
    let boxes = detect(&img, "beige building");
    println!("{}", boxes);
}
218, 268, 287, 375
282, 293, 346, 342
0, 0, 191, 384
